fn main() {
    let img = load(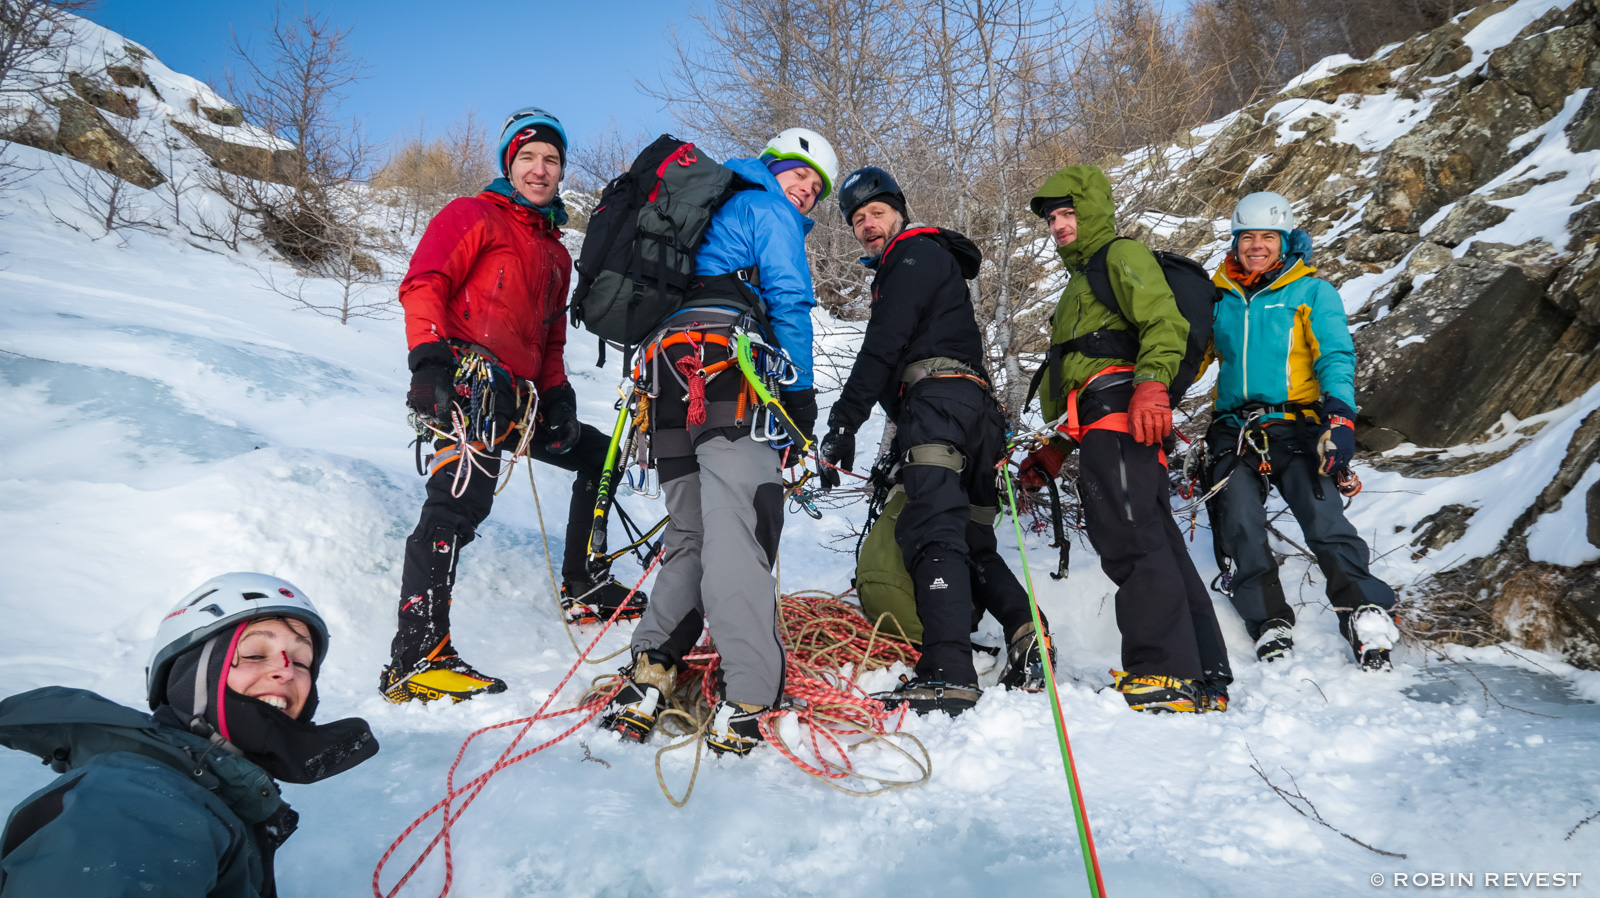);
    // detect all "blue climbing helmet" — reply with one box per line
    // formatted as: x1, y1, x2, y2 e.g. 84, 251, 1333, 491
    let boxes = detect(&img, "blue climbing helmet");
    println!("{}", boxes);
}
497, 106, 567, 179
